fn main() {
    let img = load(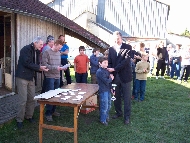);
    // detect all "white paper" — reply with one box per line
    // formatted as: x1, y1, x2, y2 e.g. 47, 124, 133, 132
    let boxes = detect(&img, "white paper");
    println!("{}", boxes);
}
78, 92, 86, 94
